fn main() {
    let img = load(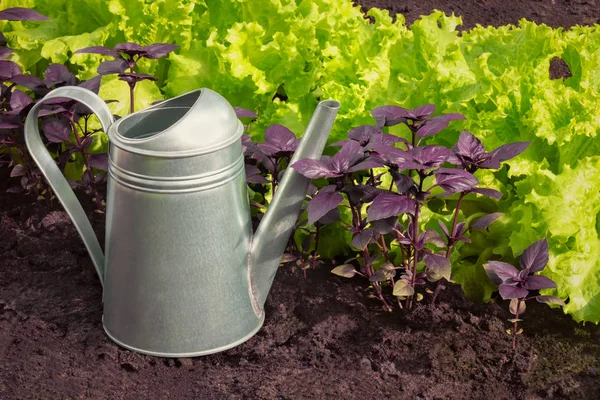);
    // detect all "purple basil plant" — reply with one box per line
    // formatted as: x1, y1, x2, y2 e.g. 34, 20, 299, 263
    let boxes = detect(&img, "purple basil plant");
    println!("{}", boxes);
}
484, 238, 565, 349
74, 42, 178, 114
291, 103, 530, 311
